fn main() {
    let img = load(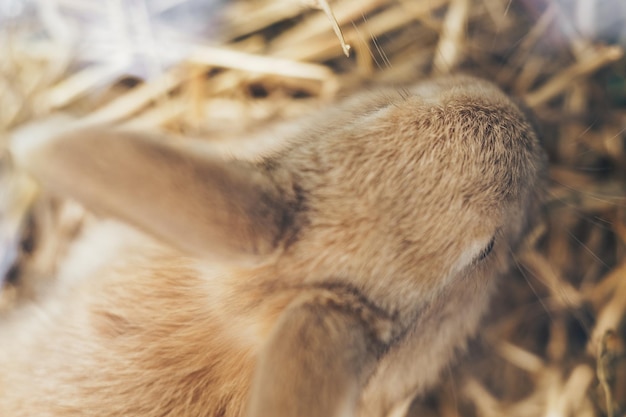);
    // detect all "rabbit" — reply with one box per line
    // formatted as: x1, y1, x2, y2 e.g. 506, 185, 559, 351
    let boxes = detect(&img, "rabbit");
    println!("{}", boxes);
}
0, 75, 546, 417
1, 148, 94, 312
